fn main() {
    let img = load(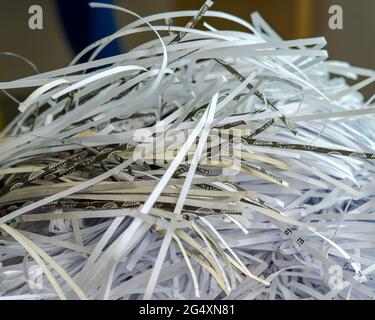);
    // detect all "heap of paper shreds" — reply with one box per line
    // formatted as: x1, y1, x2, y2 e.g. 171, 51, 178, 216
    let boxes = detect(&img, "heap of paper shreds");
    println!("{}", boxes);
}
0, 1, 375, 300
